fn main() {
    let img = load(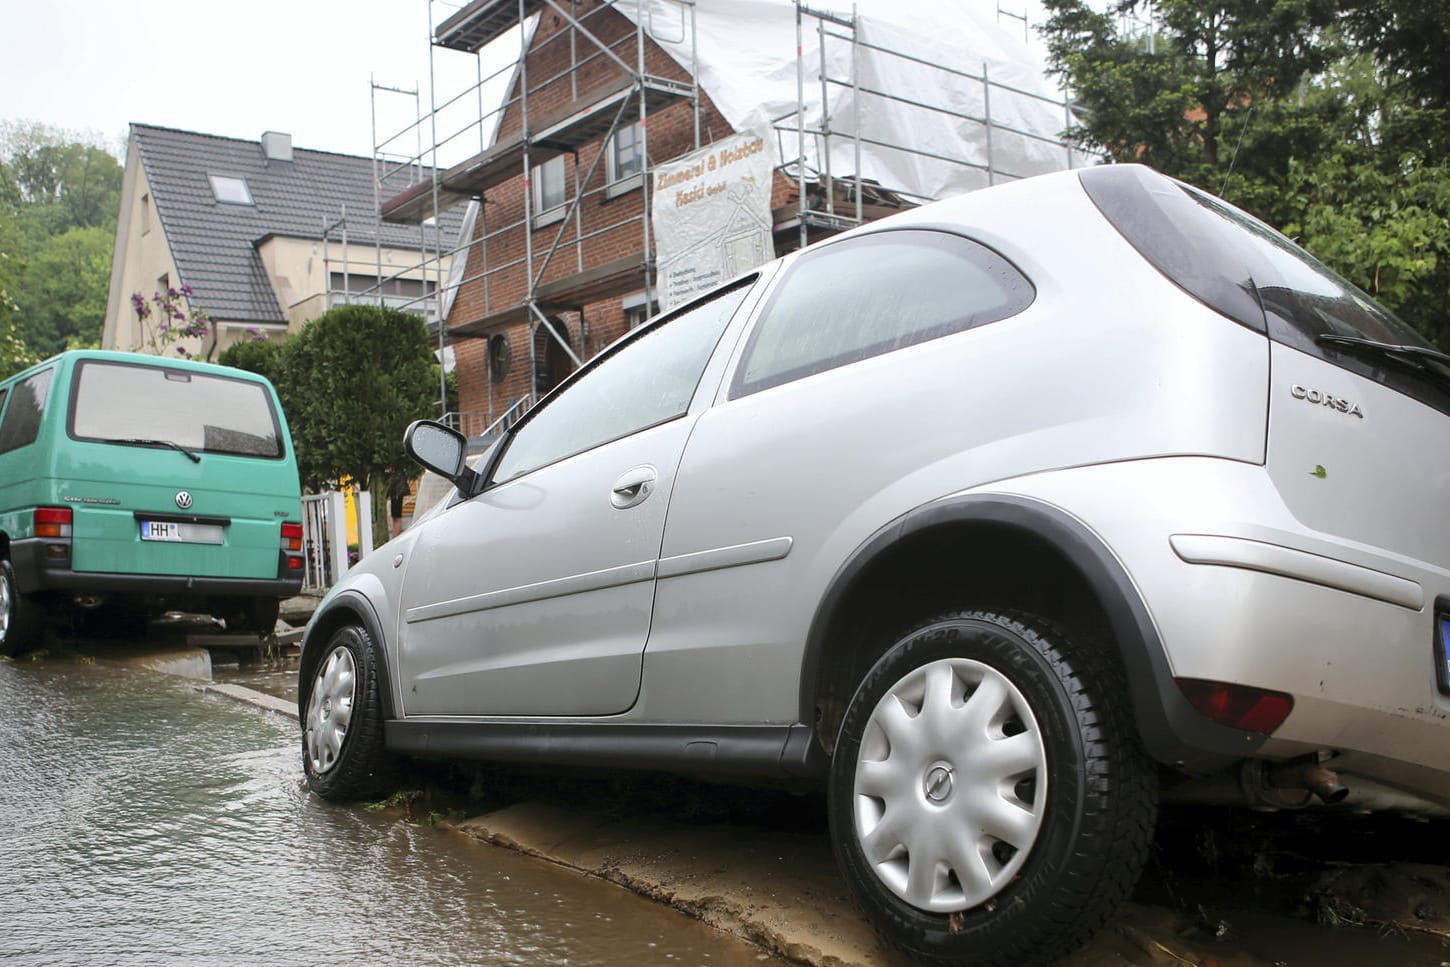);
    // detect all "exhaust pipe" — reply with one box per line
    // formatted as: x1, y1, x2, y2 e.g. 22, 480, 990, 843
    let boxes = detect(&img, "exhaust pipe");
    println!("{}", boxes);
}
1266, 758, 1350, 805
